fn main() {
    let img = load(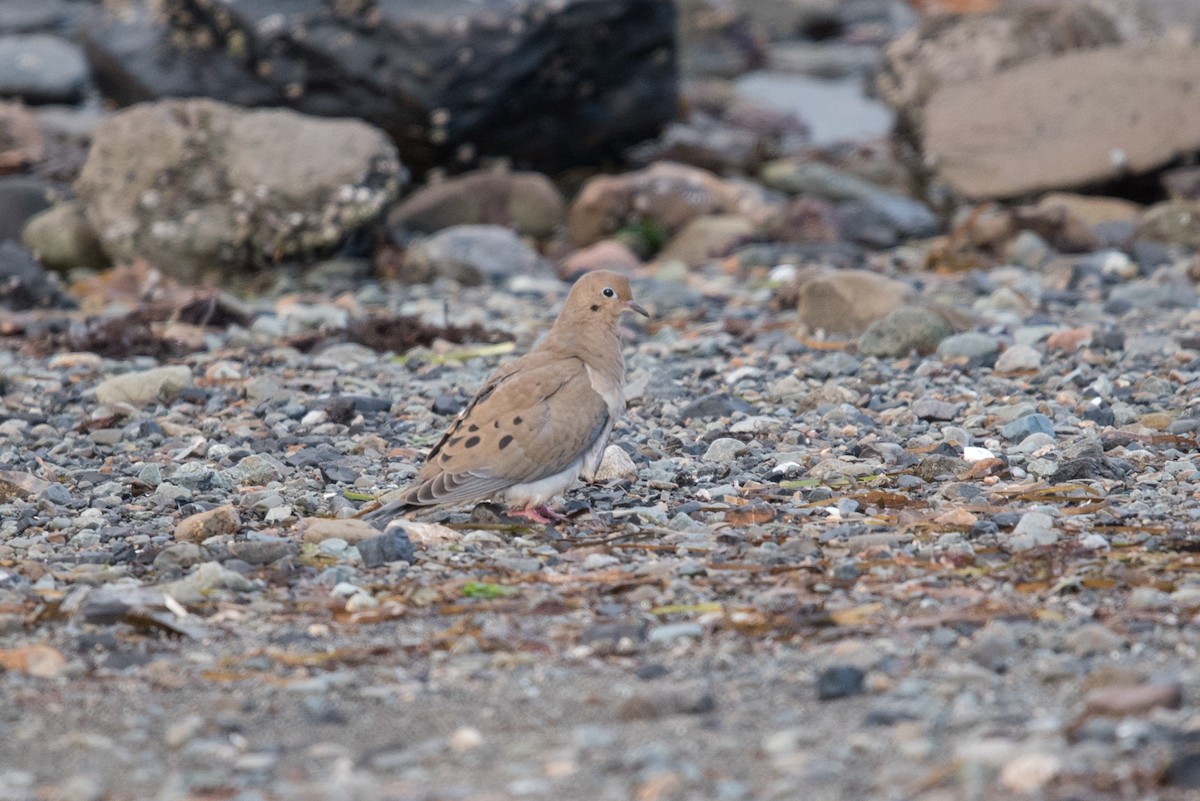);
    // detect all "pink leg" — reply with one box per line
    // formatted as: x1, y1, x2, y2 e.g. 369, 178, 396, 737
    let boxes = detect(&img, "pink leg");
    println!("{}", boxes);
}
506, 505, 566, 524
